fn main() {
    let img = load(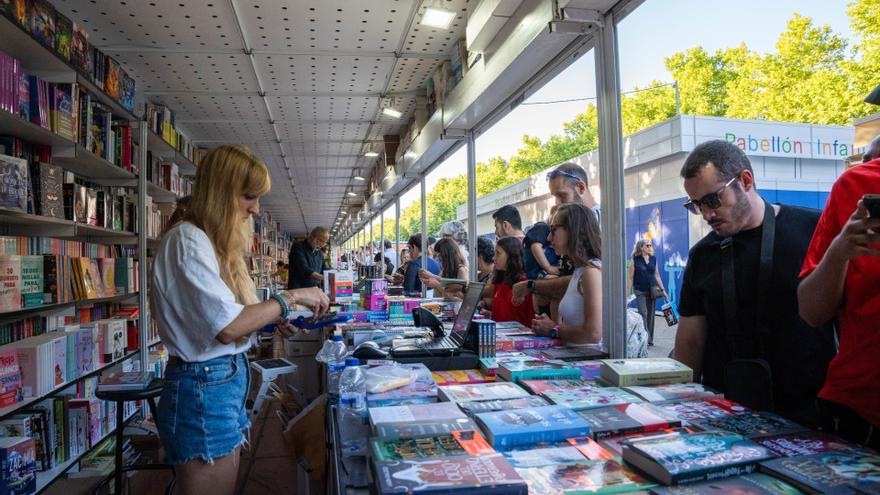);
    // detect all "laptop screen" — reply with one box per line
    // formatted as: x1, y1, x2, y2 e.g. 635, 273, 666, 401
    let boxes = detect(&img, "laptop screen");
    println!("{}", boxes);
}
451, 282, 485, 337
